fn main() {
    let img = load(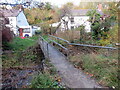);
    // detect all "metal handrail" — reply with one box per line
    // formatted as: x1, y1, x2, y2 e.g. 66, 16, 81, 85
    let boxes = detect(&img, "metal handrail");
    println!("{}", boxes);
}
49, 35, 69, 43
39, 35, 48, 43
69, 43, 117, 50
48, 35, 117, 50
48, 38, 68, 51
